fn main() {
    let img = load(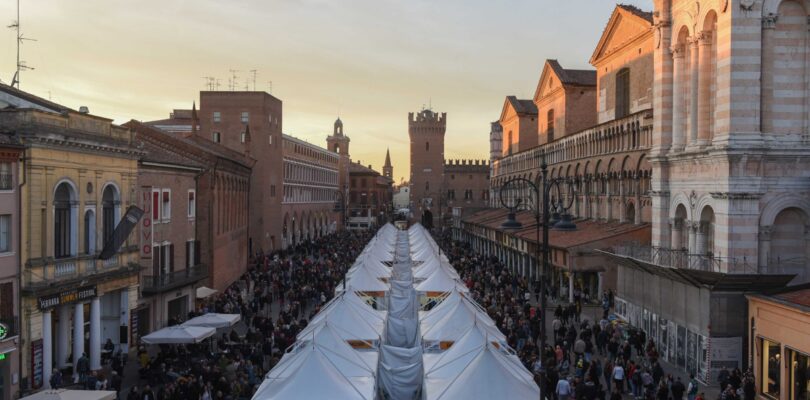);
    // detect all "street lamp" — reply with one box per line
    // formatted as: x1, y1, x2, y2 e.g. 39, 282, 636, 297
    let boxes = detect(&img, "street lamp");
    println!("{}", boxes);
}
333, 189, 347, 230
497, 150, 576, 389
